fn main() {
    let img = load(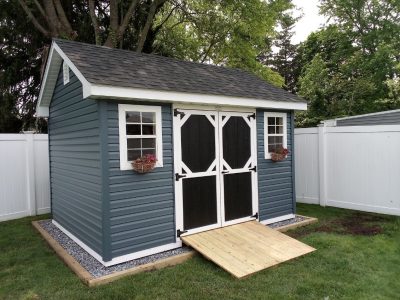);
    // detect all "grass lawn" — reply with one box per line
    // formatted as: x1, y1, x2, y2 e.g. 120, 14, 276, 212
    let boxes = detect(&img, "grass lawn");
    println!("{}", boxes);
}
1, 204, 399, 300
